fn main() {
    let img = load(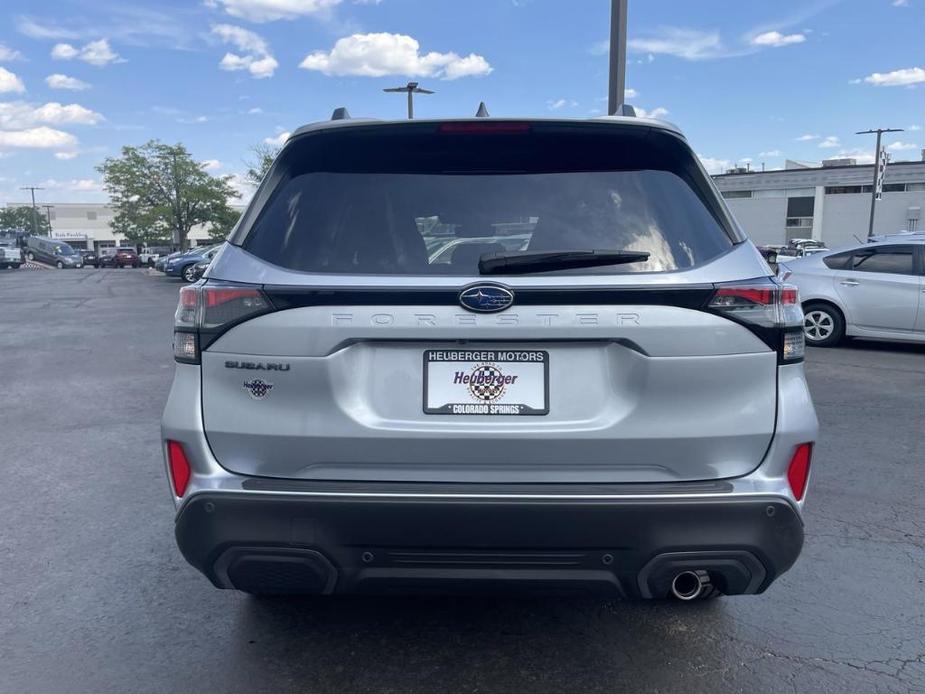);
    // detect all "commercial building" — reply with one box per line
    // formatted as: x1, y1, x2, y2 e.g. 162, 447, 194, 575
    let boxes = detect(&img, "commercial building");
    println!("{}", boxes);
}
712, 152, 925, 249
1, 202, 244, 250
